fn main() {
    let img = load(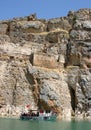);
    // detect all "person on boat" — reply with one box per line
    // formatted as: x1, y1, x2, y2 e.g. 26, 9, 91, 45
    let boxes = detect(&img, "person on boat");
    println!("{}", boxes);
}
39, 110, 44, 116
